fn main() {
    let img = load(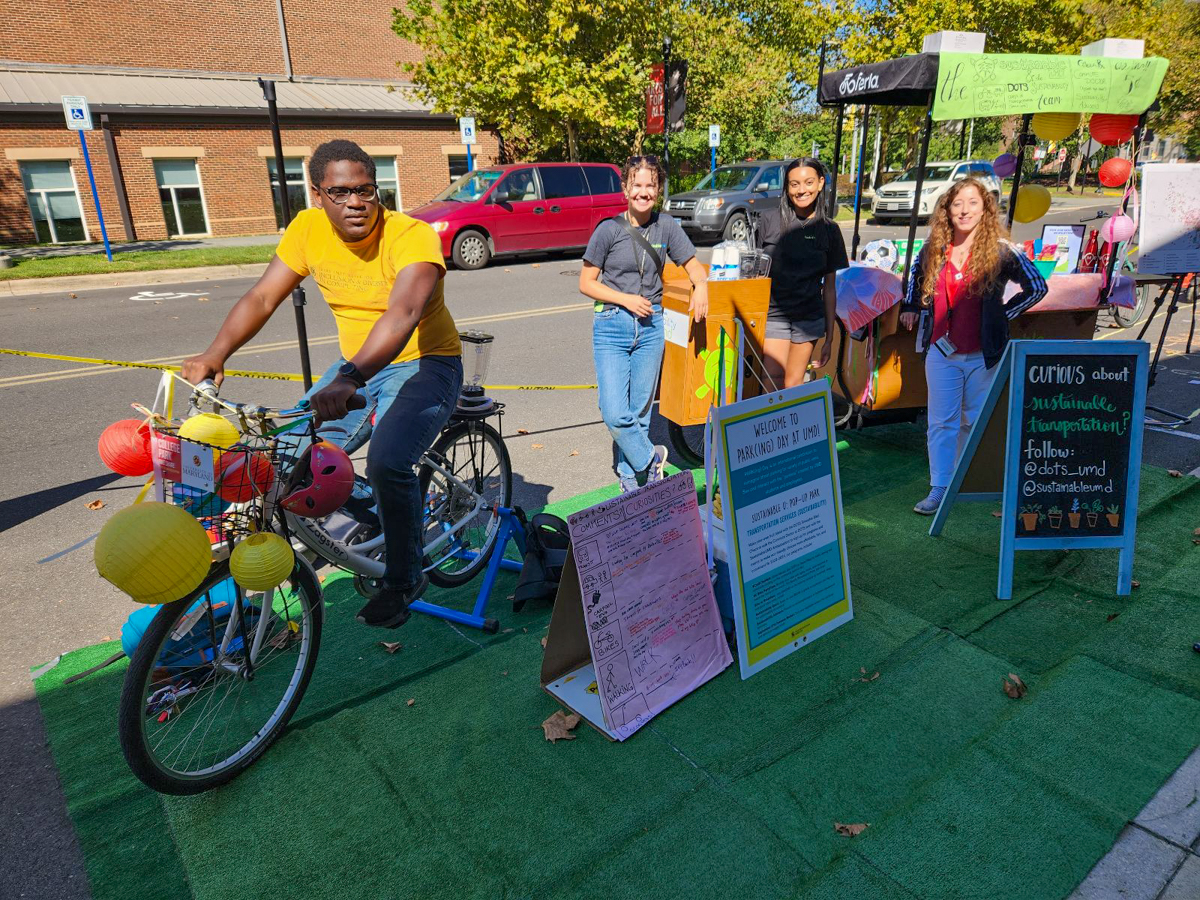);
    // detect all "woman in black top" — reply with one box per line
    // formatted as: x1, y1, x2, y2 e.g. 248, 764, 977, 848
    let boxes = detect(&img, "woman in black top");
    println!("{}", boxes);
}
757, 158, 848, 388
